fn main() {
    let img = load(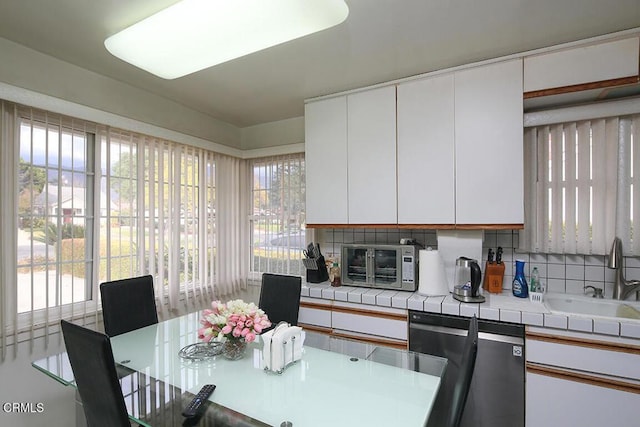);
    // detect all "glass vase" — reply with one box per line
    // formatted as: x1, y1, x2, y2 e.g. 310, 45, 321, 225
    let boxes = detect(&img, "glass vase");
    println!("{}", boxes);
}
222, 338, 247, 360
